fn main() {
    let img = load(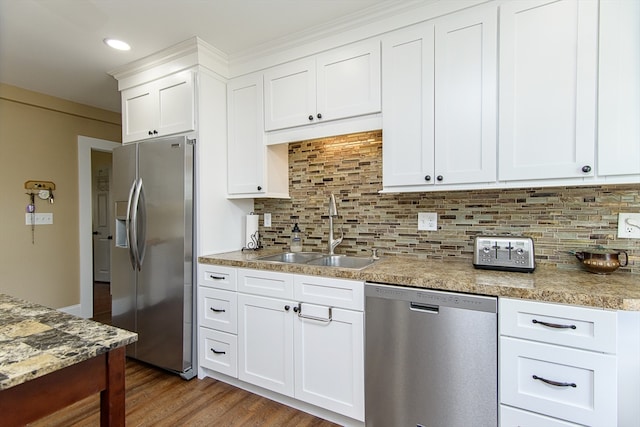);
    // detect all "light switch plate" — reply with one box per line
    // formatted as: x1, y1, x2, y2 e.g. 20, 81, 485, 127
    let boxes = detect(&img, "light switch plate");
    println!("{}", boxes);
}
25, 213, 53, 225
418, 212, 437, 231
618, 213, 640, 238
263, 213, 272, 227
